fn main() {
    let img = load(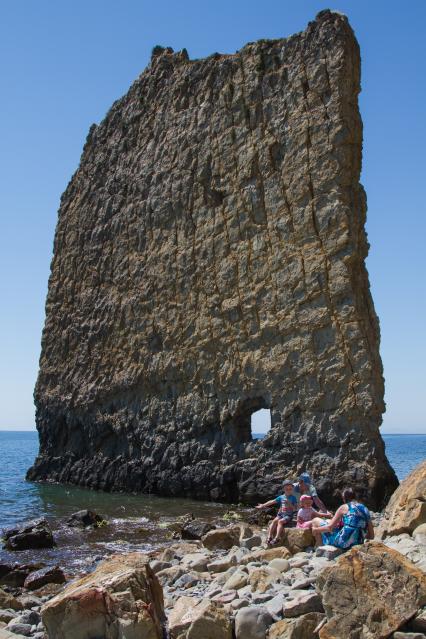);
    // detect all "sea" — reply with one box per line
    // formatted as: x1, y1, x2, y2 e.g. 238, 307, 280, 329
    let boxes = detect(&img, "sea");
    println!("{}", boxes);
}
0, 431, 424, 574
